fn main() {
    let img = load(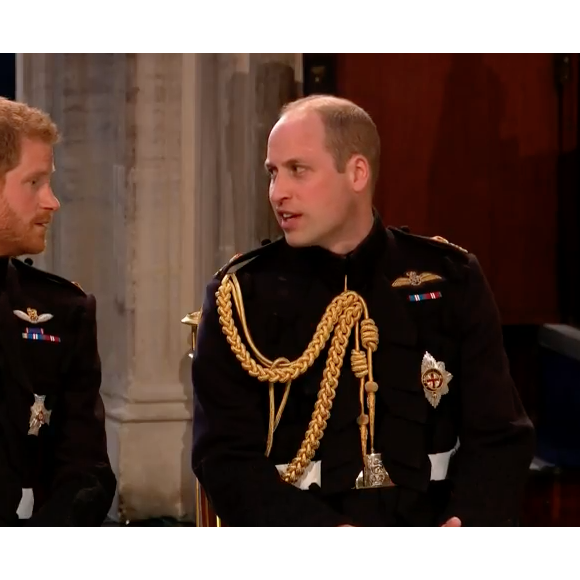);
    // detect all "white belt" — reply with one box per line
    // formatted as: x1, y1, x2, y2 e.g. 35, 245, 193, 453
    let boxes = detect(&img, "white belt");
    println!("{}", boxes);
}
276, 461, 322, 491
428, 439, 460, 481
277, 439, 460, 490
17, 488, 34, 519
